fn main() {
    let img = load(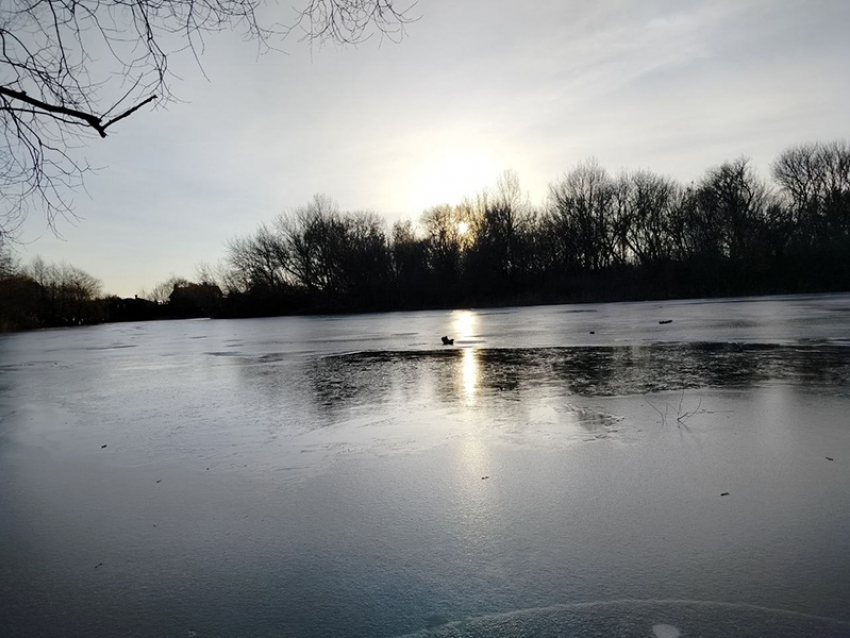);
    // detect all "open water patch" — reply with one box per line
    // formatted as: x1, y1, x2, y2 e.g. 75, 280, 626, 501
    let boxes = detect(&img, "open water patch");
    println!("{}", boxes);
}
318, 343, 850, 398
